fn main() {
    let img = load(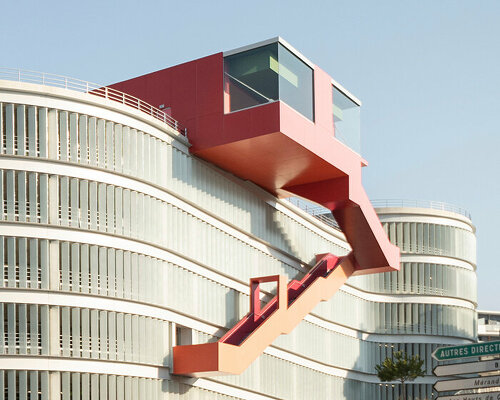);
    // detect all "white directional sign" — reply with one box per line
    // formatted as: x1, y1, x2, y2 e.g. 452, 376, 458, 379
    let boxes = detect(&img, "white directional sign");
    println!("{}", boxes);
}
434, 374, 500, 392
434, 359, 500, 376
436, 391, 500, 400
